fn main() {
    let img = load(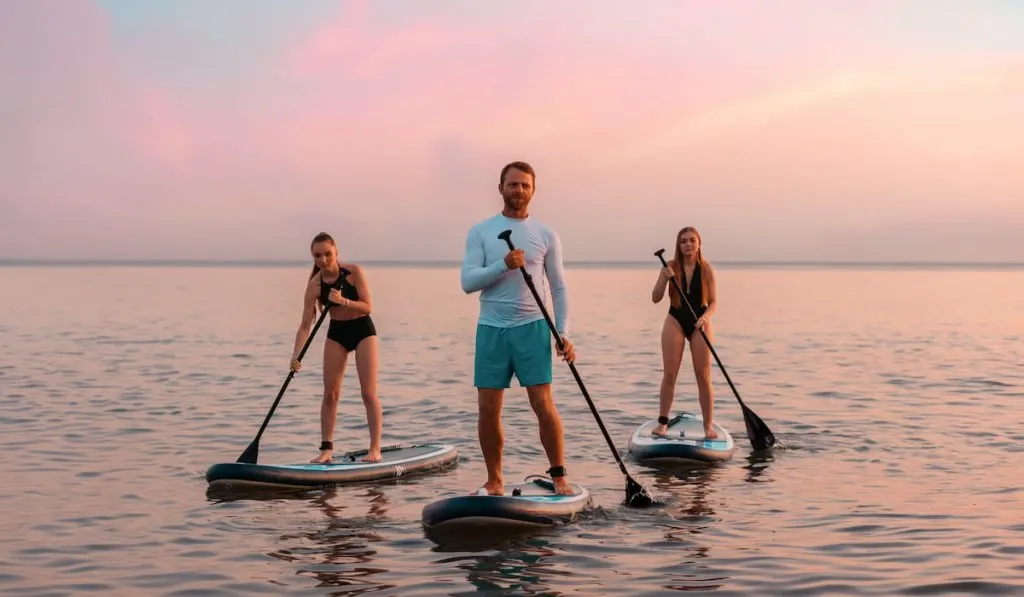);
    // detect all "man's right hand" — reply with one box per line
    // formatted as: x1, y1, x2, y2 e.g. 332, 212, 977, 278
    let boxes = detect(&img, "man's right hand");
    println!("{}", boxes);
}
504, 249, 525, 270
